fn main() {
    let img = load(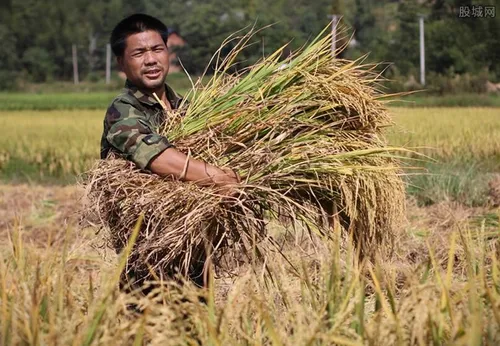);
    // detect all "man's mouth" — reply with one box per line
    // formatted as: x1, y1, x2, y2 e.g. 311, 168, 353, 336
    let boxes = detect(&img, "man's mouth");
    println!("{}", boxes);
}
143, 68, 162, 79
